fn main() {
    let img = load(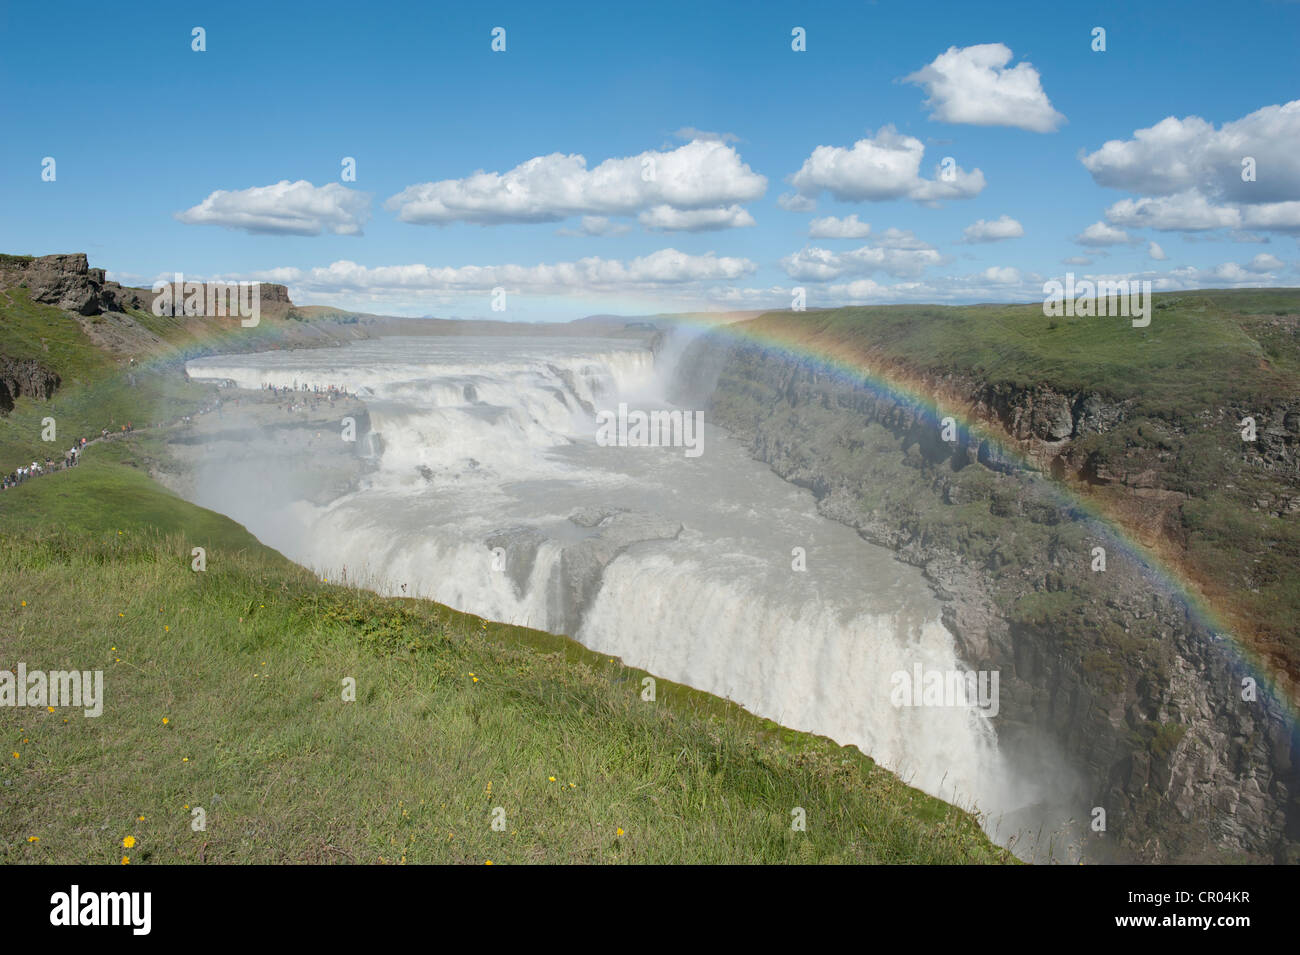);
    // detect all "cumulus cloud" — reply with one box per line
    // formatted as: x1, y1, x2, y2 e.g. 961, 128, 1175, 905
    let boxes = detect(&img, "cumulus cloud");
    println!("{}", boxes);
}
1169, 258, 1287, 286
1075, 221, 1136, 246
250, 249, 756, 300
788, 126, 985, 204
1241, 201, 1300, 232
981, 266, 1023, 284
1081, 101, 1300, 235
1081, 101, 1300, 201
1147, 241, 1167, 261
1249, 252, 1286, 272
779, 243, 943, 282
961, 214, 1024, 243
638, 204, 756, 232
384, 140, 766, 228
903, 43, 1065, 133
556, 216, 632, 237
808, 214, 872, 239
826, 279, 889, 302
827, 269, 1046, 305
1104, 190, 1243, 231
176, 180, 371, 236
778, 192, 817, 212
